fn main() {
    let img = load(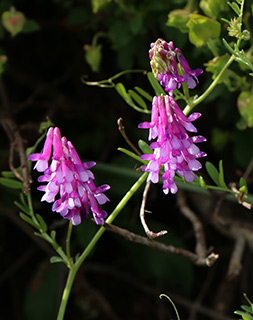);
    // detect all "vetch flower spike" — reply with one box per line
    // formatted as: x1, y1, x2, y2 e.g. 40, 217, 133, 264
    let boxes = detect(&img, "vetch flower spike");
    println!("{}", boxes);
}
28, 127, 110, 226
149, 38, 203, 94
139, 95, 206, 194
